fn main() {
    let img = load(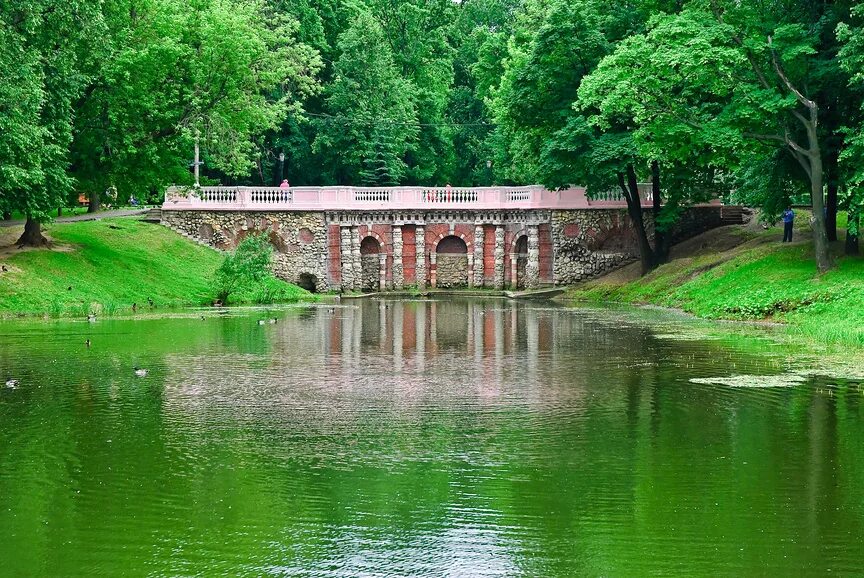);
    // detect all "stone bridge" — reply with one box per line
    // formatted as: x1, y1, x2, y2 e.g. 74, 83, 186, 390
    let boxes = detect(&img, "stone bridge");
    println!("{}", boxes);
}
161, 185, 732, 292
